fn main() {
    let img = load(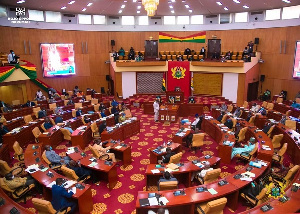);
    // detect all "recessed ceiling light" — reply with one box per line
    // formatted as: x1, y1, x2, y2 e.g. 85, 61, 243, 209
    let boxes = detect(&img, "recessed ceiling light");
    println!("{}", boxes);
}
68, 1, 75, 5
168, 1, 171, 3
182, 0, 186, 2
233, 0, 240, 3
171, 0, 176, 2
82, 8, 86, 11
17, 0, 25, 3
171, 10, 175, 13
137, 11, 140, 13
169, 5, 173, 8
243, 5, 249, 8
133, 0, 137, 2
87, 3, 93, 6
282, 0, 291, 3
61, 6, 66, 9
189, 10, 192, 13
224, 7, 228, 10
124, 0, 128, 2
216, 2, 222, 6
185, 4, 190, 8
121, 5, 126, 8
137, 6, 141, 9
119, 10, 122, 13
